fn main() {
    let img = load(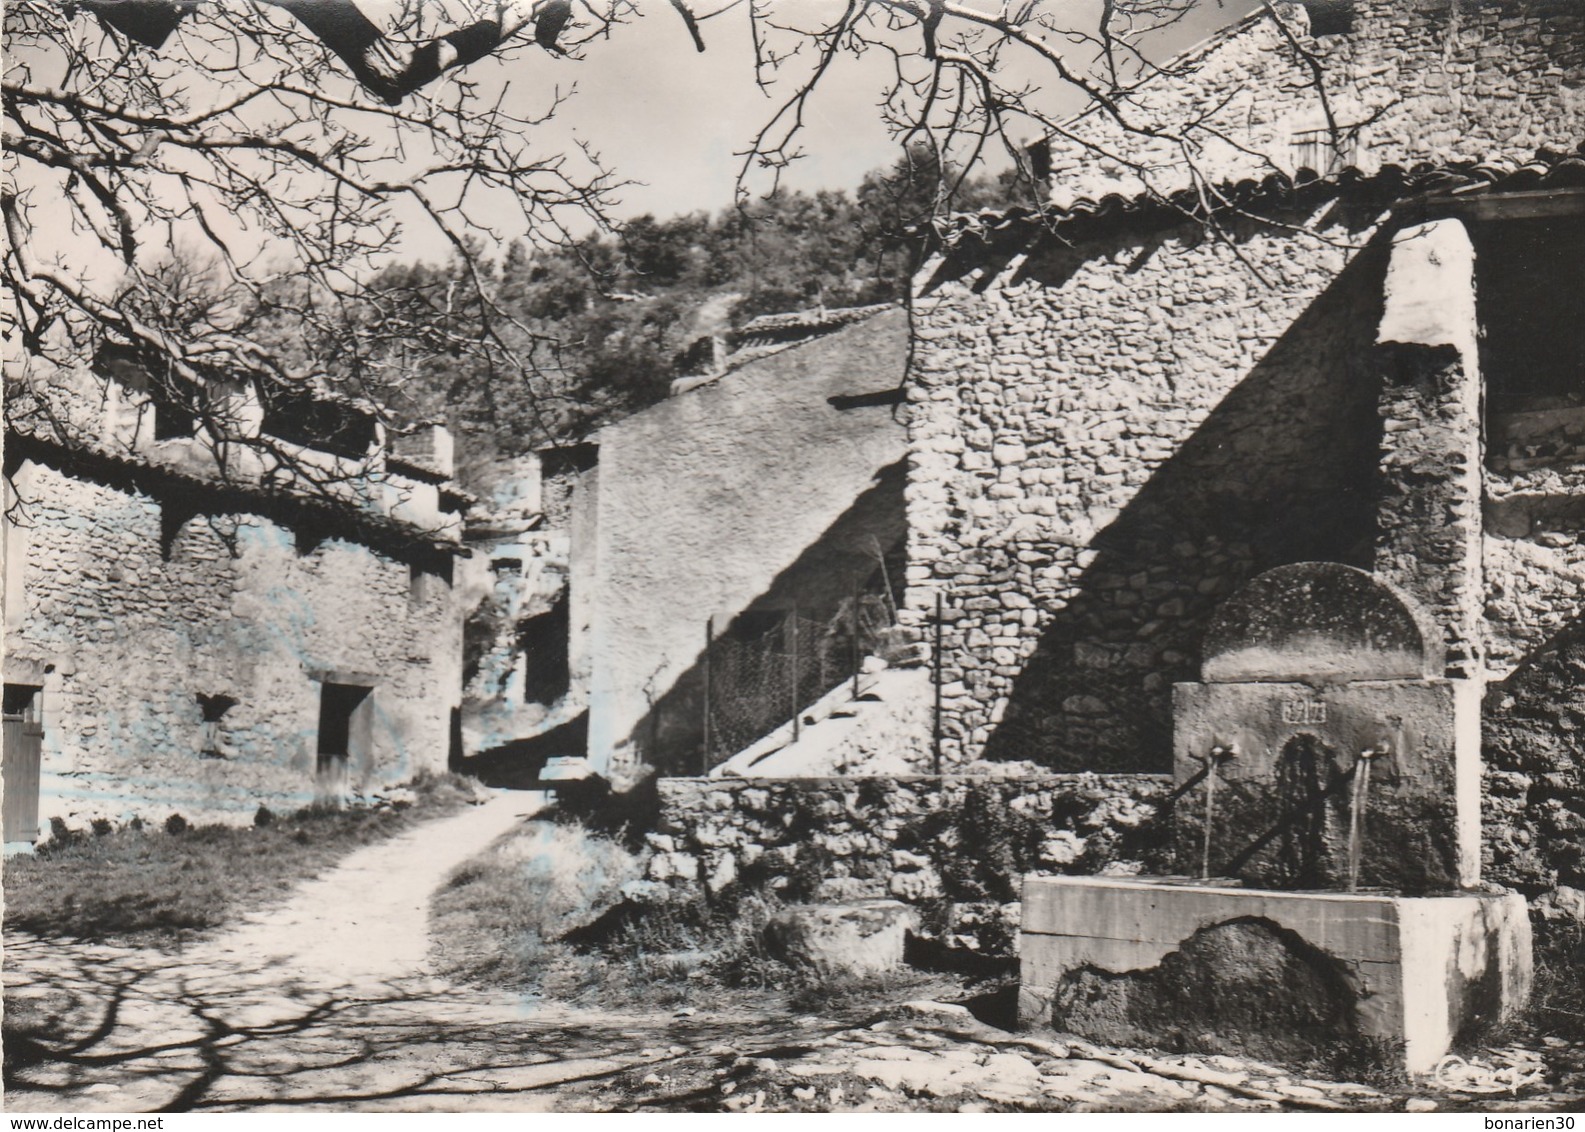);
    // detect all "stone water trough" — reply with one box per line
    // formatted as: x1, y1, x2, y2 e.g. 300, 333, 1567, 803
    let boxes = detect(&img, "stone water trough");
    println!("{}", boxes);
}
1019, 563, 1532, 1075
